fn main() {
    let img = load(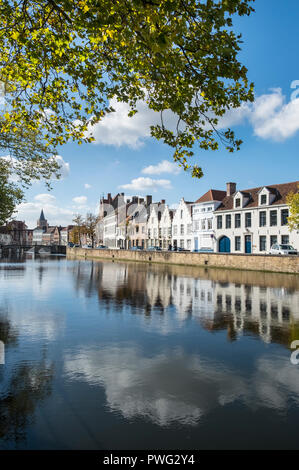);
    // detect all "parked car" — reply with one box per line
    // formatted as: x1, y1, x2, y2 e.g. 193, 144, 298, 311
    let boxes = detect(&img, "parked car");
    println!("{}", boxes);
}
176, 247, 190, 252
130, 246, 143, 251
82, 244, 92, 249
147, 246, 162, 251
96, 244, 108, 250
192, 247, 214, 253
269, 244, 298, 255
